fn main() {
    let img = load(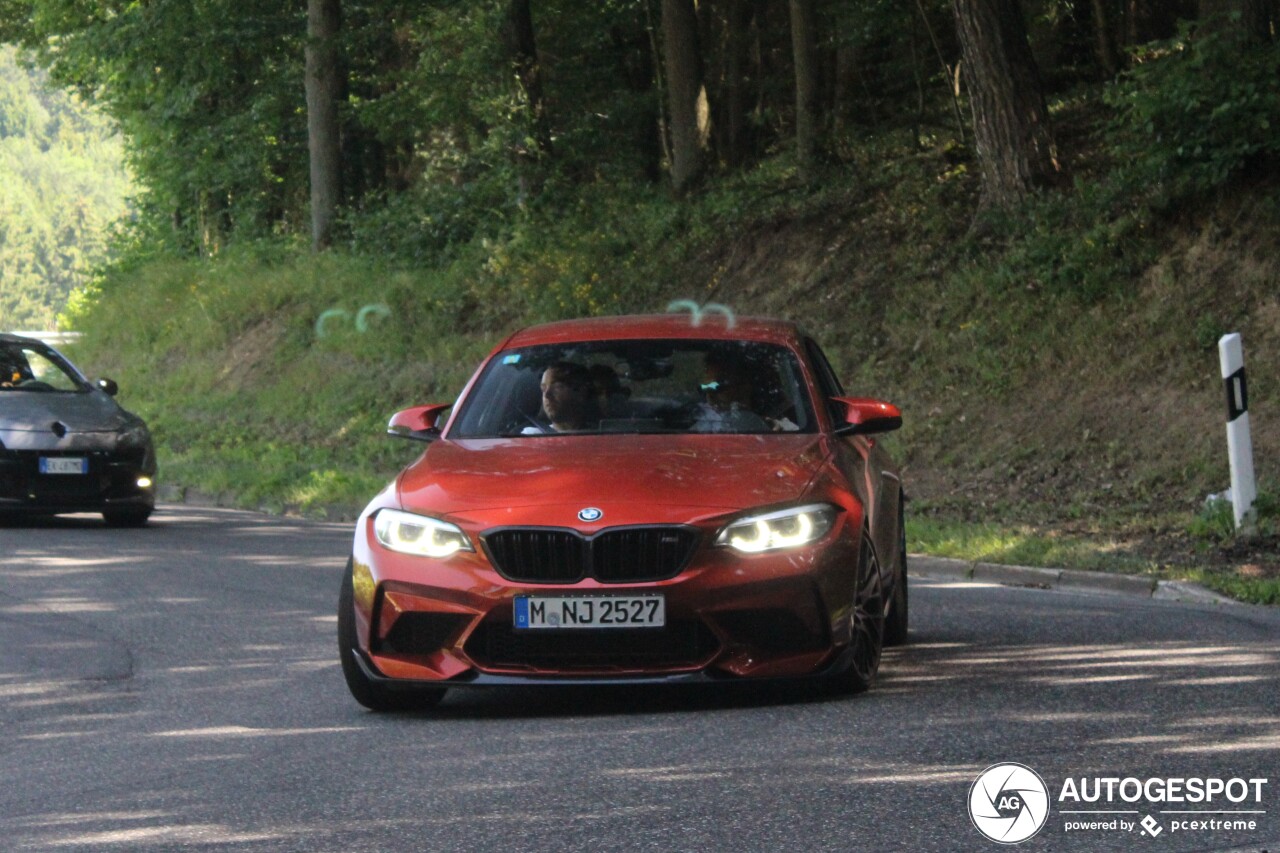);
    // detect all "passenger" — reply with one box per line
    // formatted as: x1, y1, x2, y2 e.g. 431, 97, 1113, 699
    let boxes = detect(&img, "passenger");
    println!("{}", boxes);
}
589, 363, 631, 420
692, 355, 770, 433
